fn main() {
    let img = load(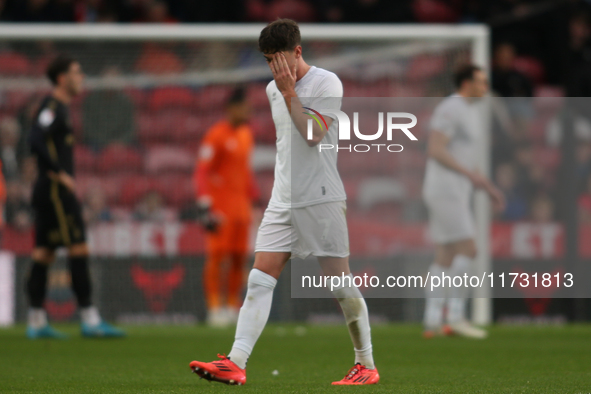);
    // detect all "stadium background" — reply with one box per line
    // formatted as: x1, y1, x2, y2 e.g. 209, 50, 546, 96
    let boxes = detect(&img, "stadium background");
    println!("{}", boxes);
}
1, 0, 591, 326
